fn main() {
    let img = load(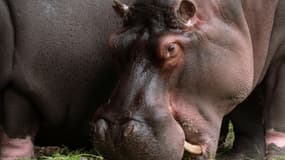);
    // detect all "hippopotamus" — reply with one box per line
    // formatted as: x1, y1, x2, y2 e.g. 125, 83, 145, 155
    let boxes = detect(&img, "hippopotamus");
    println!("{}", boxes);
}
0, 0, 132, 159
92, 0, 285, 159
